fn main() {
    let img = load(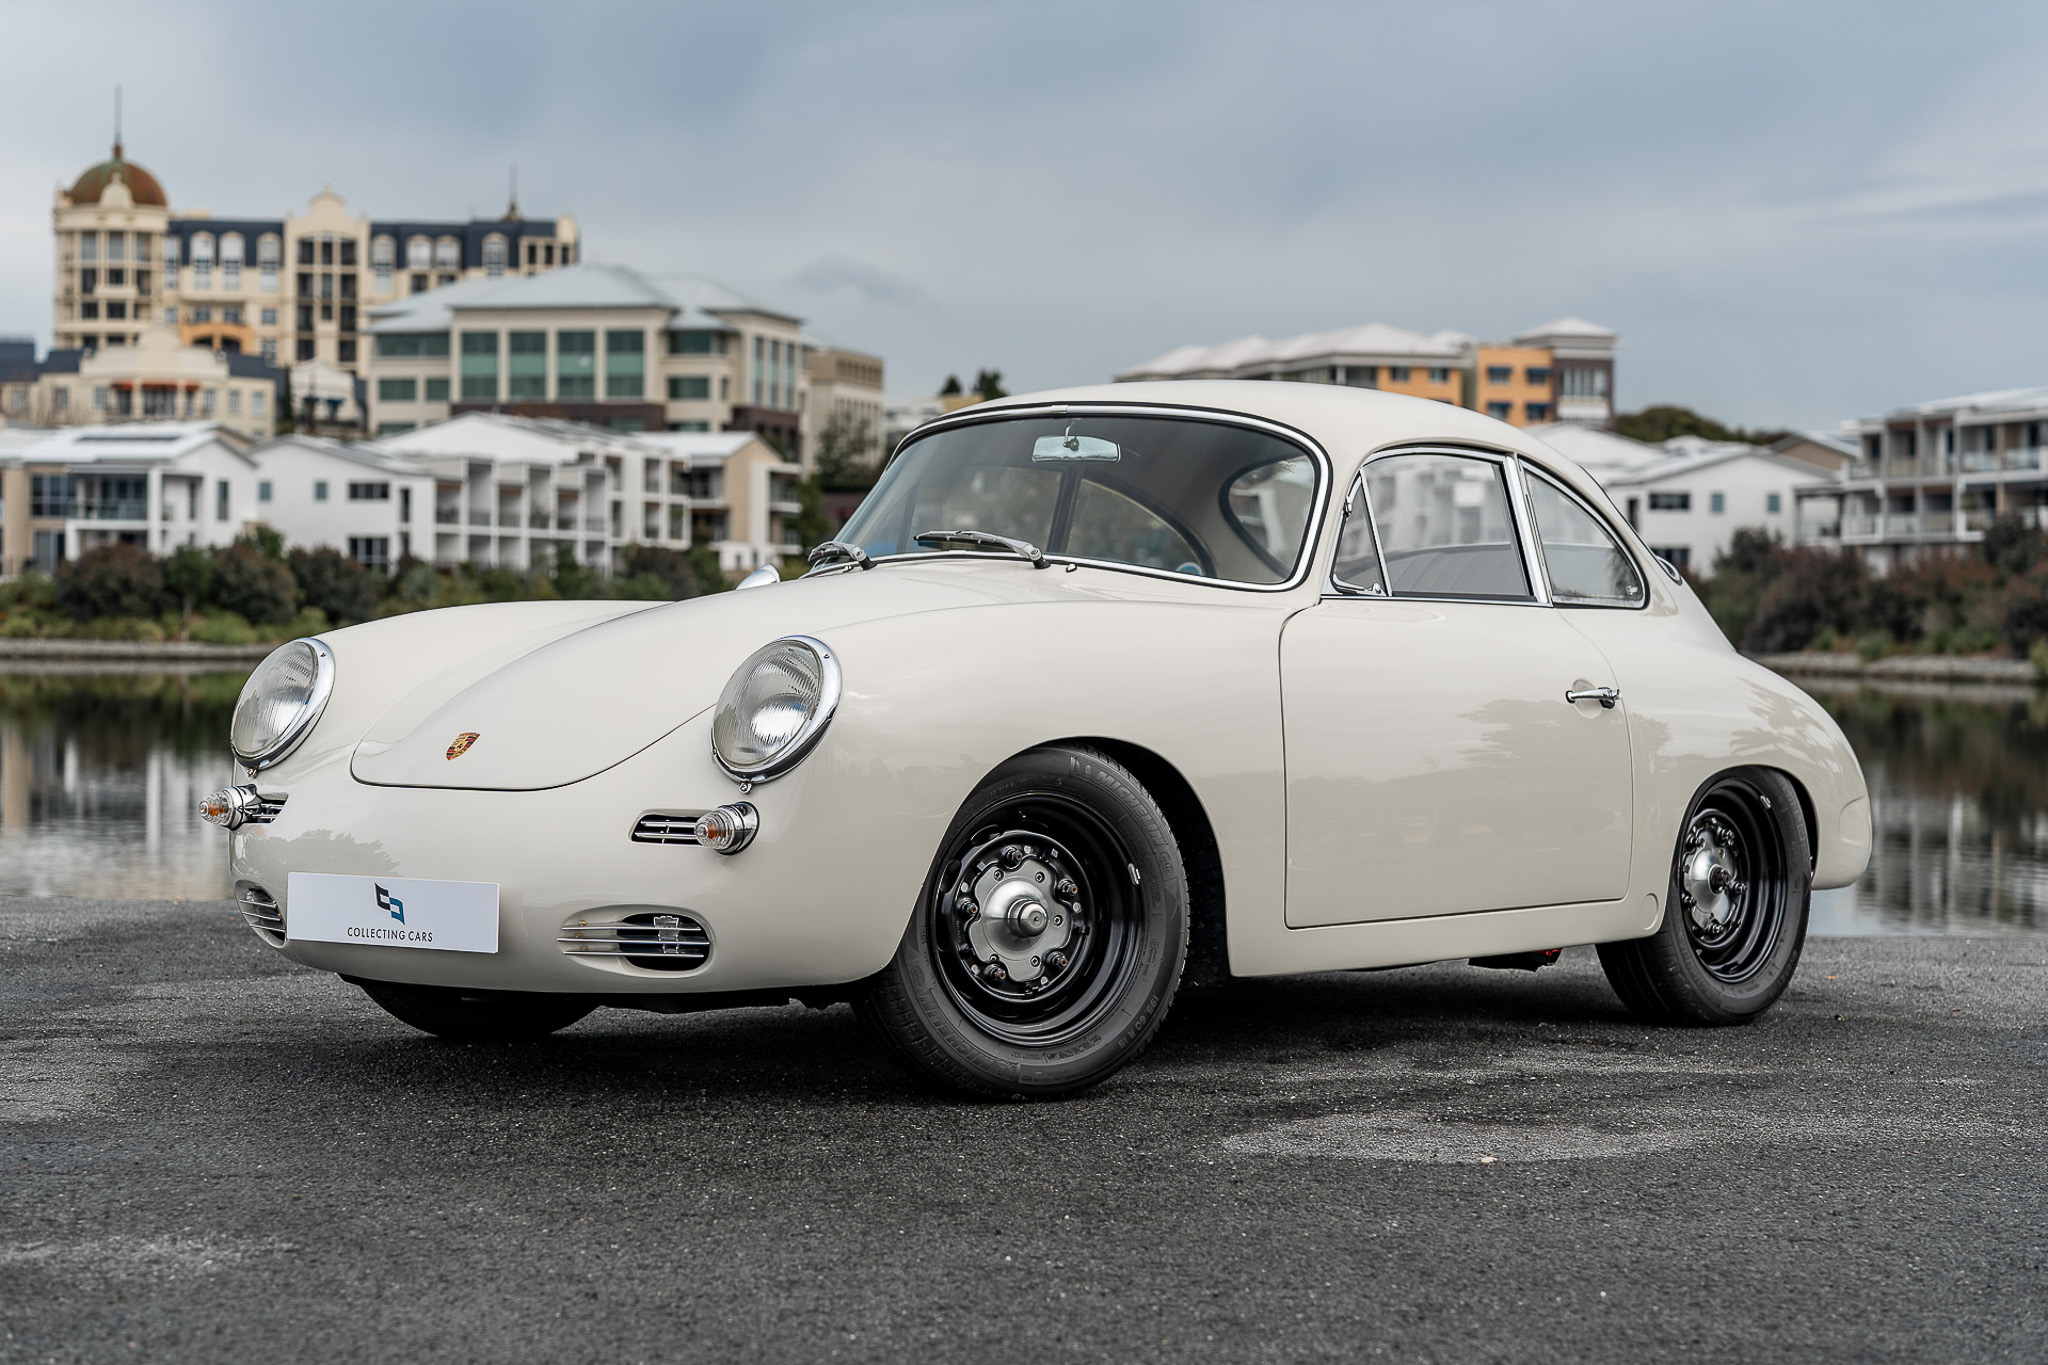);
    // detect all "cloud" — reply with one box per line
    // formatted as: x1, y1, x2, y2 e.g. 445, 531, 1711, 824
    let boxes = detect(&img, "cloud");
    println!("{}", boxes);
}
789, 256, 930, 310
